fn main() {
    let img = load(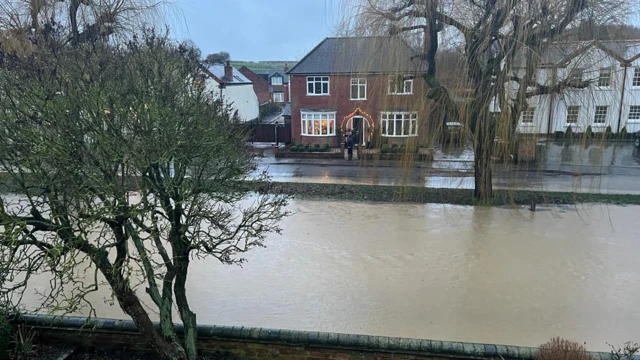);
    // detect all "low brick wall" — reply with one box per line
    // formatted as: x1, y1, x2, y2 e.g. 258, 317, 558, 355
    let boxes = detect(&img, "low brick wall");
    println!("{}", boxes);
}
12, 314, 612, 360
